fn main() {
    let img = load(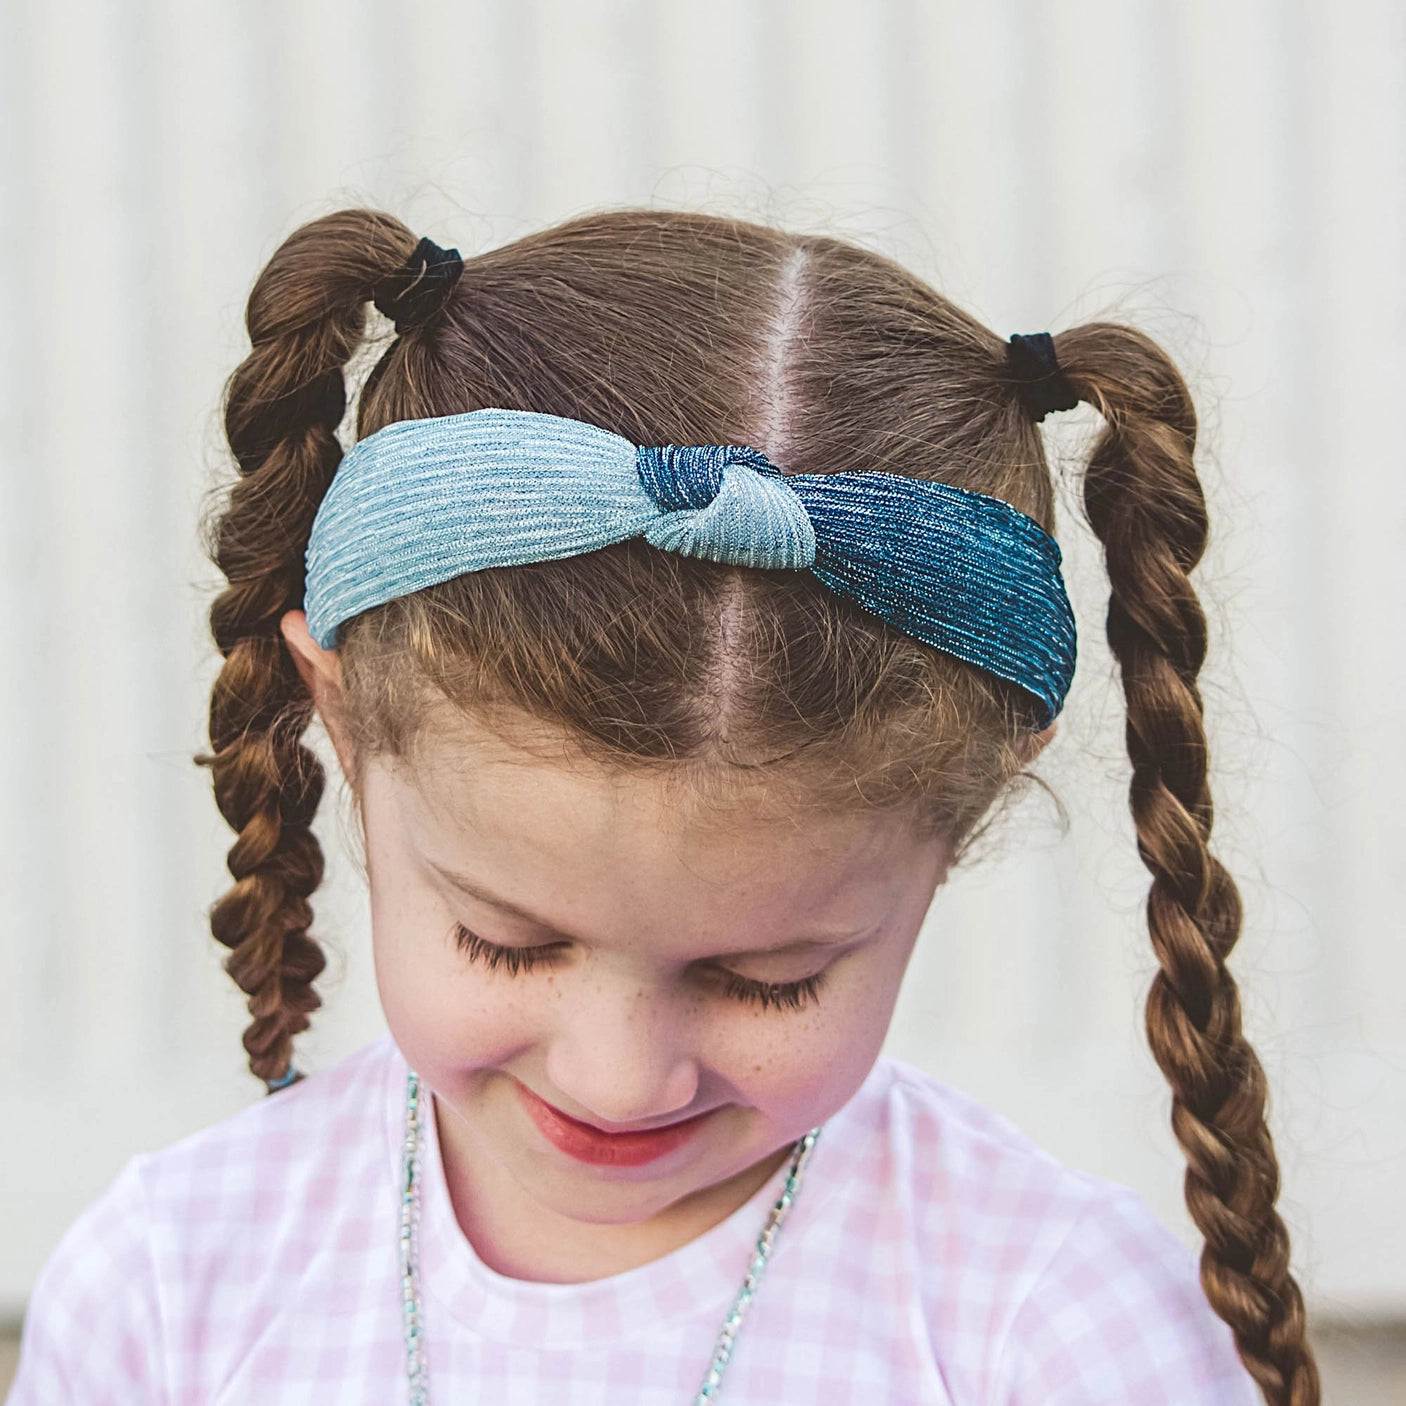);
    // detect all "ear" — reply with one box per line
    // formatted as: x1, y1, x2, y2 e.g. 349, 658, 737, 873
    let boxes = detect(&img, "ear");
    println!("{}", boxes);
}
1021, 720, 1058, 765
280, 609, 358, 780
